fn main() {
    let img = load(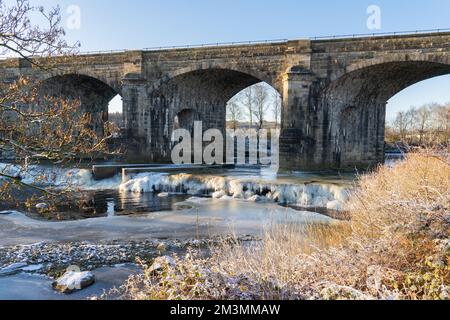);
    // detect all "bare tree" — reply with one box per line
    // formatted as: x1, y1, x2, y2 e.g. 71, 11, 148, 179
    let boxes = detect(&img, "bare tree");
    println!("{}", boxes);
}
226, 102, 243, 130
392, 110, 414, 143
0, 0, 116, 212
241, 87, 254, 129
0, 0, 79, 64
414, 105, 432, 145
388, 103, 450, 148
272, 91, 281, 129
252, 83, 269, 131
430, 103, 450, 145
